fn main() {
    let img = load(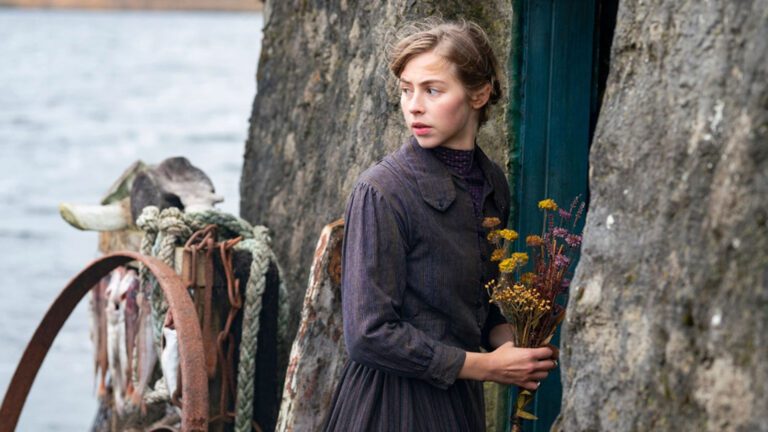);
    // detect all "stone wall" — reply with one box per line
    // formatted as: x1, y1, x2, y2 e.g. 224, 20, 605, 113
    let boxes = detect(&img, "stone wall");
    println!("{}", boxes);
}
240, 0, 513, 364
556, 1, 768, 430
